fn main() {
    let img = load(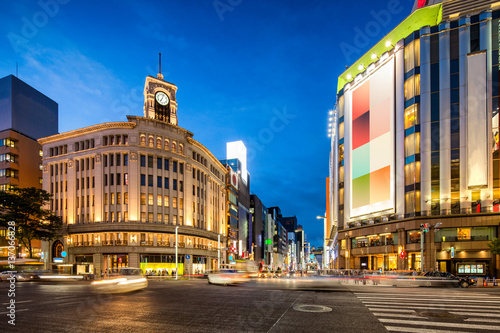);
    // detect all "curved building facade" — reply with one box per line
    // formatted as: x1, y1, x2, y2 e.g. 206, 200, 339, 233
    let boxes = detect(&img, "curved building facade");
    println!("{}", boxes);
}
39, 75, 227, 276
